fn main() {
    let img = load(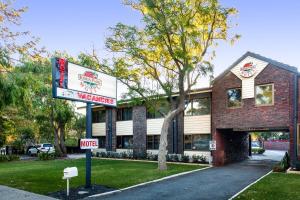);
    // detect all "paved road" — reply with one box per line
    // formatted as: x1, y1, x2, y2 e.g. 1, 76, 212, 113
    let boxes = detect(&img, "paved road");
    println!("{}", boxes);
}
88, 159, 276, 200
0, 185, 57, 200
251, 150, 286, 161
